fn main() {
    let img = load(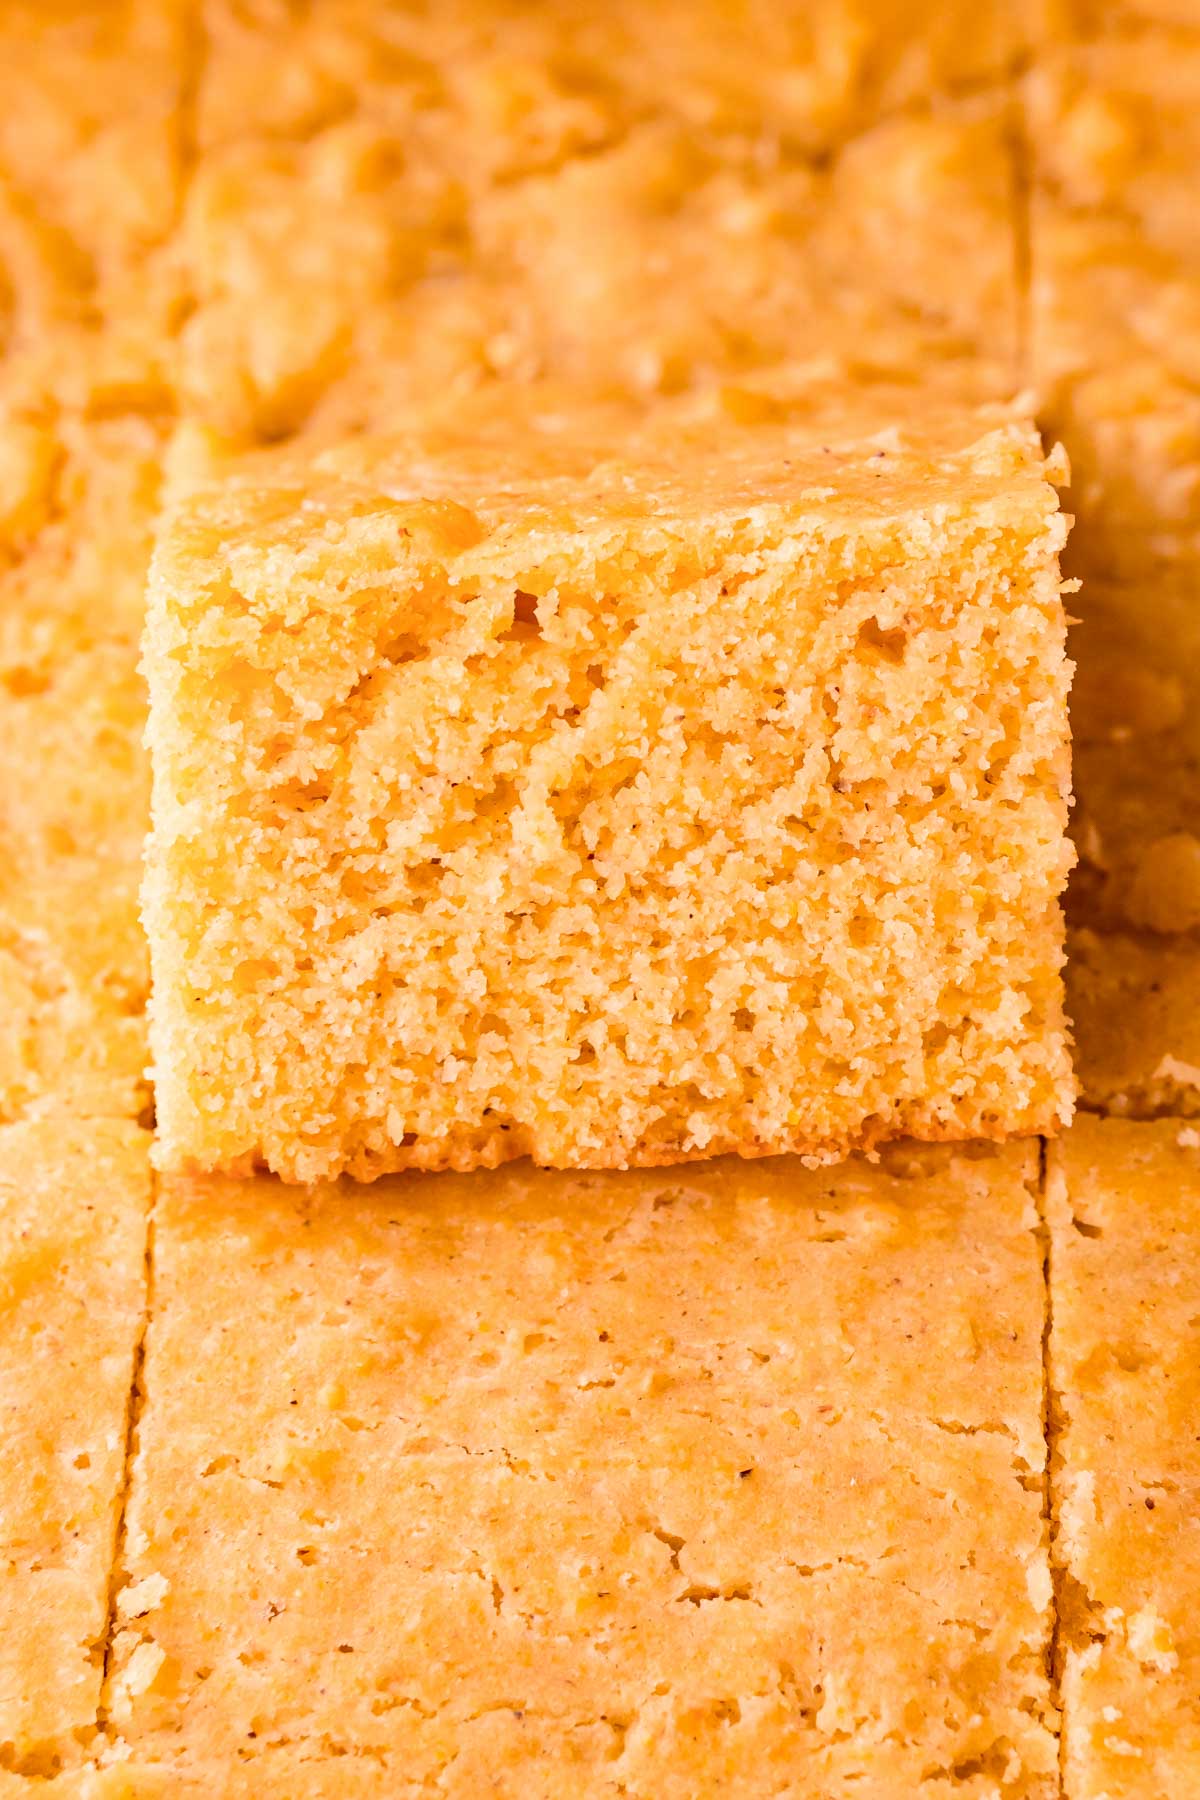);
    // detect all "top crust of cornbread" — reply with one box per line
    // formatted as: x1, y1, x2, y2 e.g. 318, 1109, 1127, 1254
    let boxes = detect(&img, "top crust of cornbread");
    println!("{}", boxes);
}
1047, 1118, 1200, 1798
180, 66, 1020, 443
0, 1120, 151, 1775
145, 388, 1073, 1183
1027, 29, 1200, 569
104, 1142, 1055, 1795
